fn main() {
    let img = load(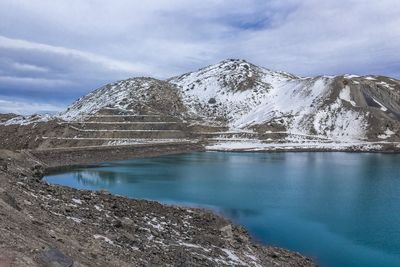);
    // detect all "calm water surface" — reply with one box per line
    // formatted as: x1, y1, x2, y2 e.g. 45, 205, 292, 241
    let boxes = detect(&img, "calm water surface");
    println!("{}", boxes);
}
45, 152, 400, 267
